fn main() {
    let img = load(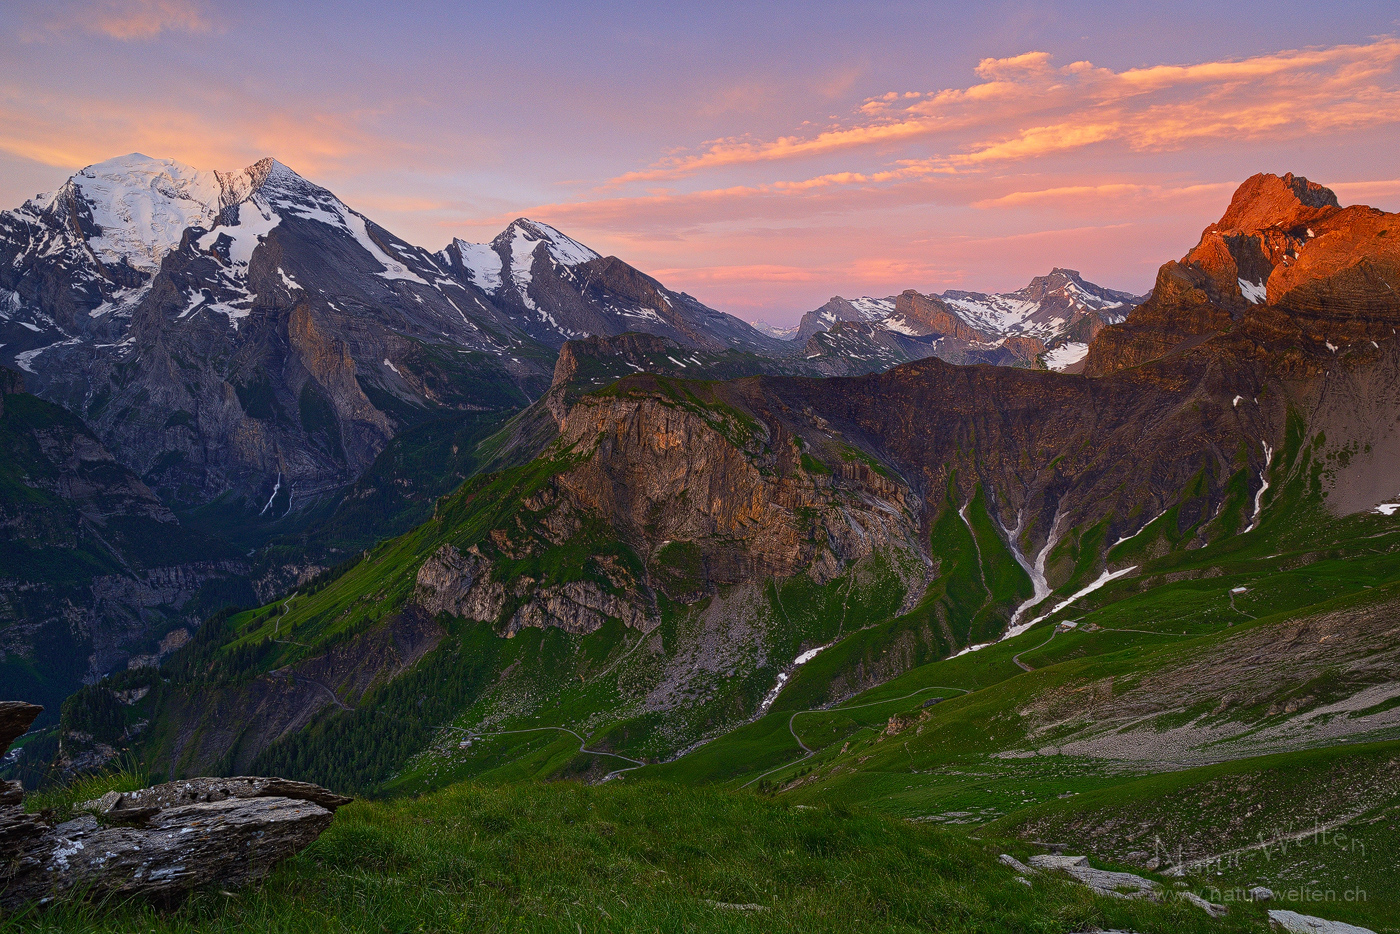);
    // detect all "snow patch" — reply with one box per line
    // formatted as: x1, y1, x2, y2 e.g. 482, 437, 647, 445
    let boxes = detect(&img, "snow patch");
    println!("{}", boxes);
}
758, 642, 834, 712
1375, 503, 1400, 516
452, 239, 503, 291
1044, 342, 1088, 370
1112, 509, 1166, 548
1242, 442, 1275, 533
1239, 278, 1267, 304
881, 315, 923, 336
1021, 565, 1139, 629
383, 358, 401, 376
338, 210, 429, 284
198, 196, 281, 267
999, 508, 1065, 642
258, 473, 282, 516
